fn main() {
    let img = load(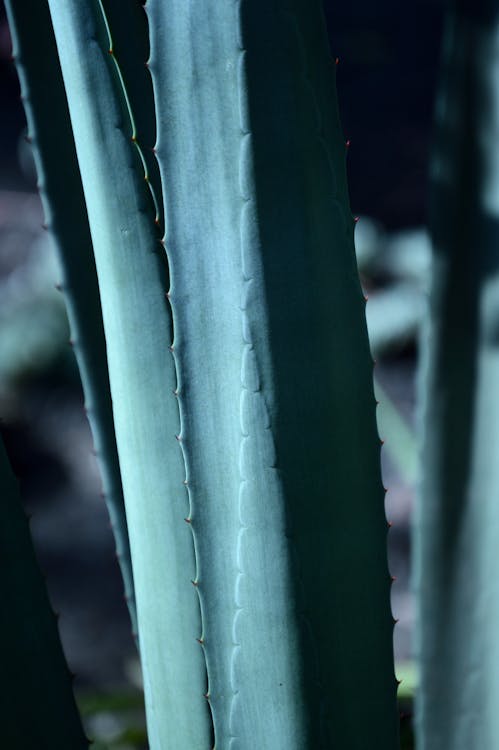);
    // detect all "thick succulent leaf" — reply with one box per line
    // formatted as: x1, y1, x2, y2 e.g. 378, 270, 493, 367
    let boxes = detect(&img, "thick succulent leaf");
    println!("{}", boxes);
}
0, 434, 88, 749
415, 4, 499, 747
148, 1, 398, 747
46, 1, 211, 746
4, 0, 138, 640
